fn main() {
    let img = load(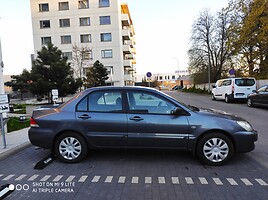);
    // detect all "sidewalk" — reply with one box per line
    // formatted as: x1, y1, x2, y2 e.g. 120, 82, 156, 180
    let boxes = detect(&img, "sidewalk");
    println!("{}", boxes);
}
0, 127, 31, 160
